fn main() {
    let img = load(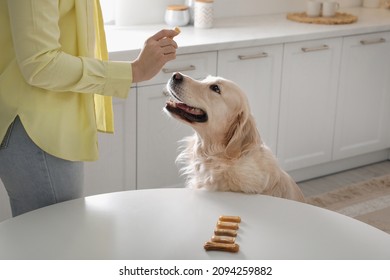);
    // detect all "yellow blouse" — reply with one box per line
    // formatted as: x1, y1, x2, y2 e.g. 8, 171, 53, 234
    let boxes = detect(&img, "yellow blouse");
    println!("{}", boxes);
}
0, 0, 133, 161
